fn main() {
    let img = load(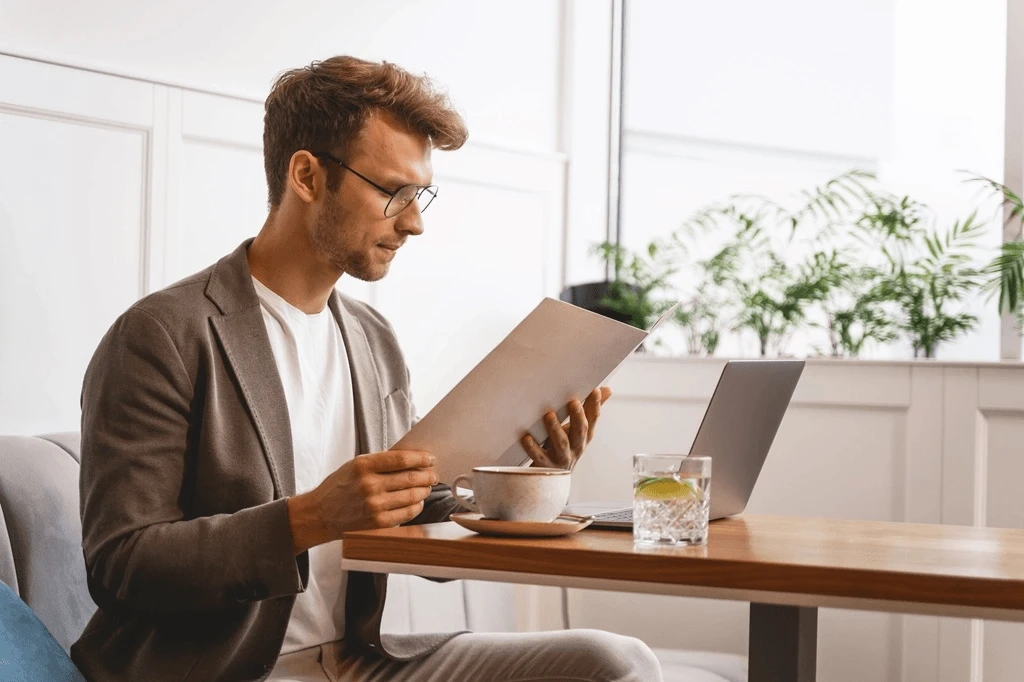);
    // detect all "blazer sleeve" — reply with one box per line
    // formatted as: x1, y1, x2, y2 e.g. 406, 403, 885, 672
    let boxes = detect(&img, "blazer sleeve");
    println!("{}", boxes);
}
79, 307, 307, 614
